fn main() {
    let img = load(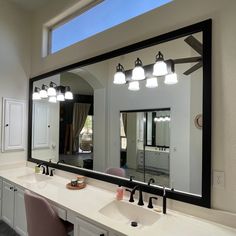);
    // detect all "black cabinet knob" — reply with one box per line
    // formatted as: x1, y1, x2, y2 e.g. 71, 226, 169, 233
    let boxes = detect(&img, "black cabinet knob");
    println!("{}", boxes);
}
5, 124, 9, 127
9, 186, 13, 190
100, 234, 105, 236
14, 188, 17, 192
